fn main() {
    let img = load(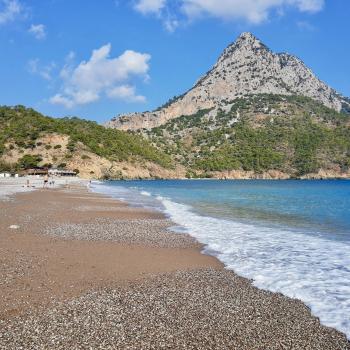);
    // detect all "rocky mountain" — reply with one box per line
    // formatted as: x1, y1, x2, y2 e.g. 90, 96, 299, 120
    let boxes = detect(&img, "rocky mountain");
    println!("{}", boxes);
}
3, 33, 349, 180
144, 94, 350, 179
106, 32, 350, 131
